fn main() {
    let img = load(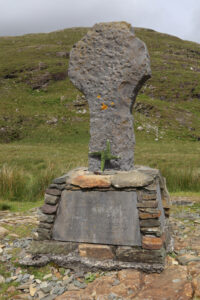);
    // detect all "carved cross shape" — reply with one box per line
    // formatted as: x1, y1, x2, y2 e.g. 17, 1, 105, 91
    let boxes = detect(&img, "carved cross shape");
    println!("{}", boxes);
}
89, 140, 119, 172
